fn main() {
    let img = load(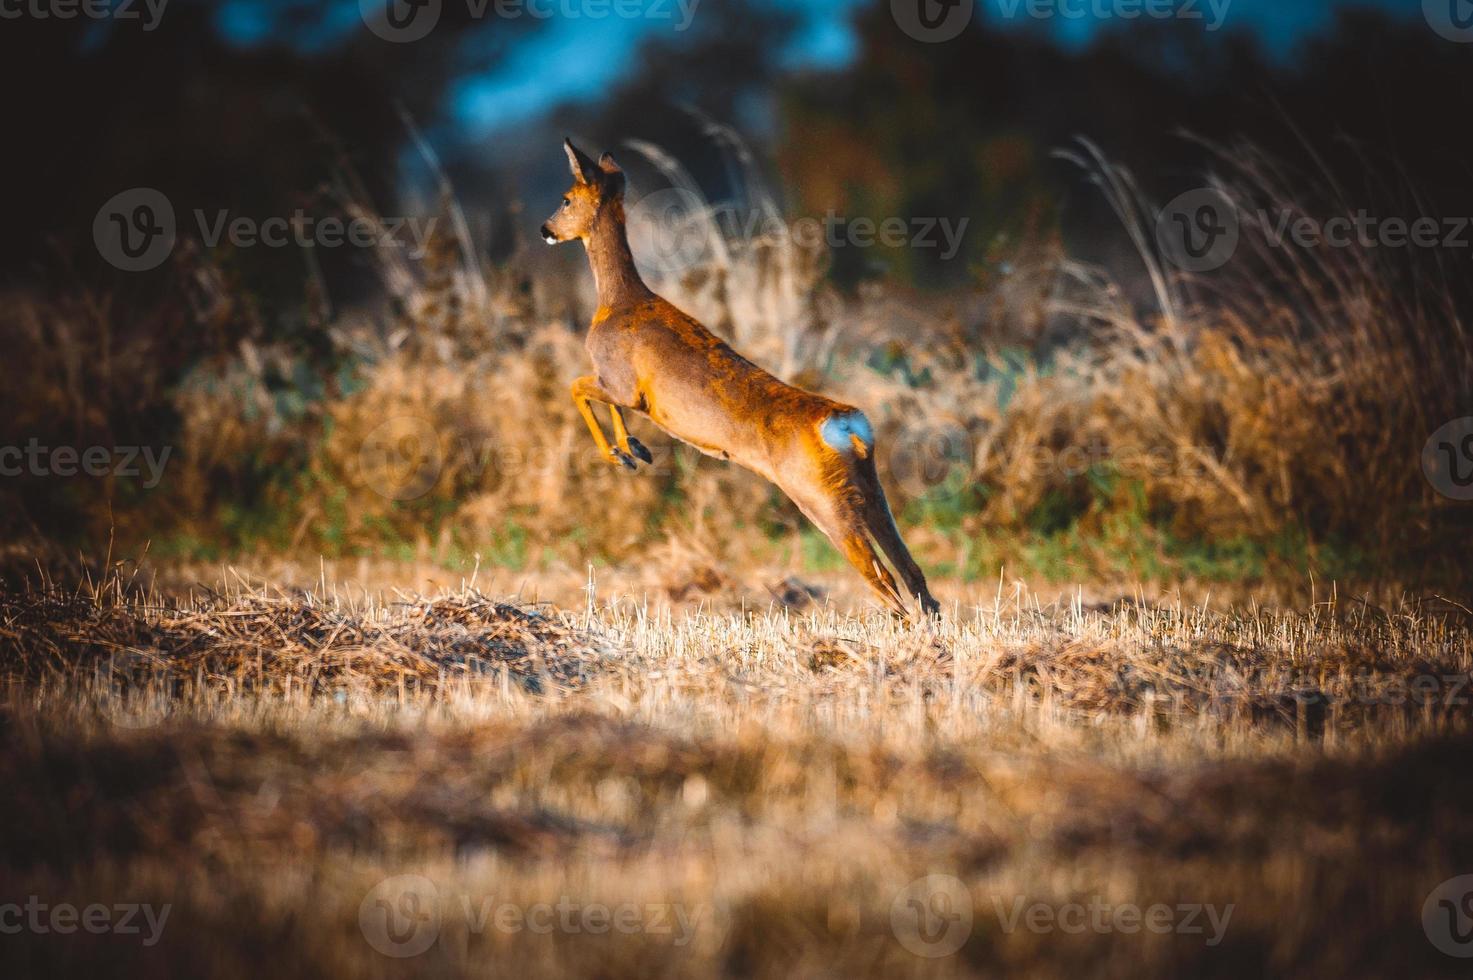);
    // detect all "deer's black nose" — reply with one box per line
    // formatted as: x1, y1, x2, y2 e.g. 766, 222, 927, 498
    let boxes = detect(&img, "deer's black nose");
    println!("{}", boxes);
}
539, 224, 557, 244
